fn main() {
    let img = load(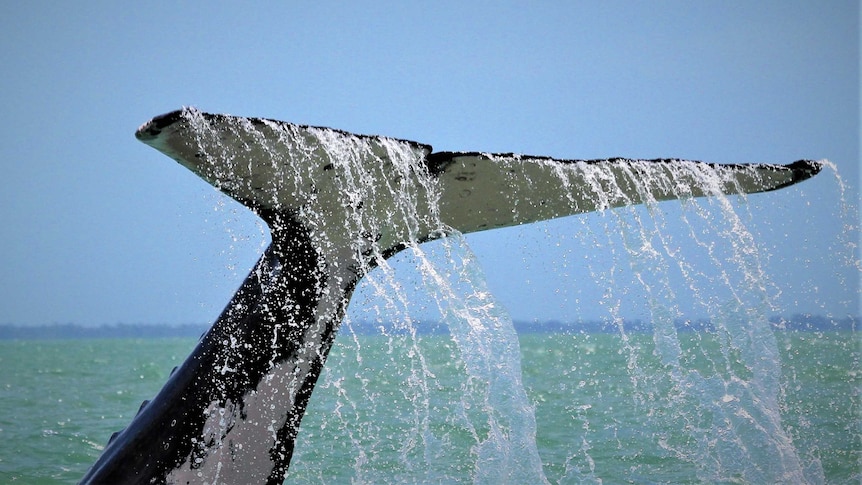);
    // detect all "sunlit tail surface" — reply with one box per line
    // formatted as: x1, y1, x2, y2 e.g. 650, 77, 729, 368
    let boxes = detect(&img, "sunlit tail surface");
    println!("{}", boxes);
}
80, 108, 820, 484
